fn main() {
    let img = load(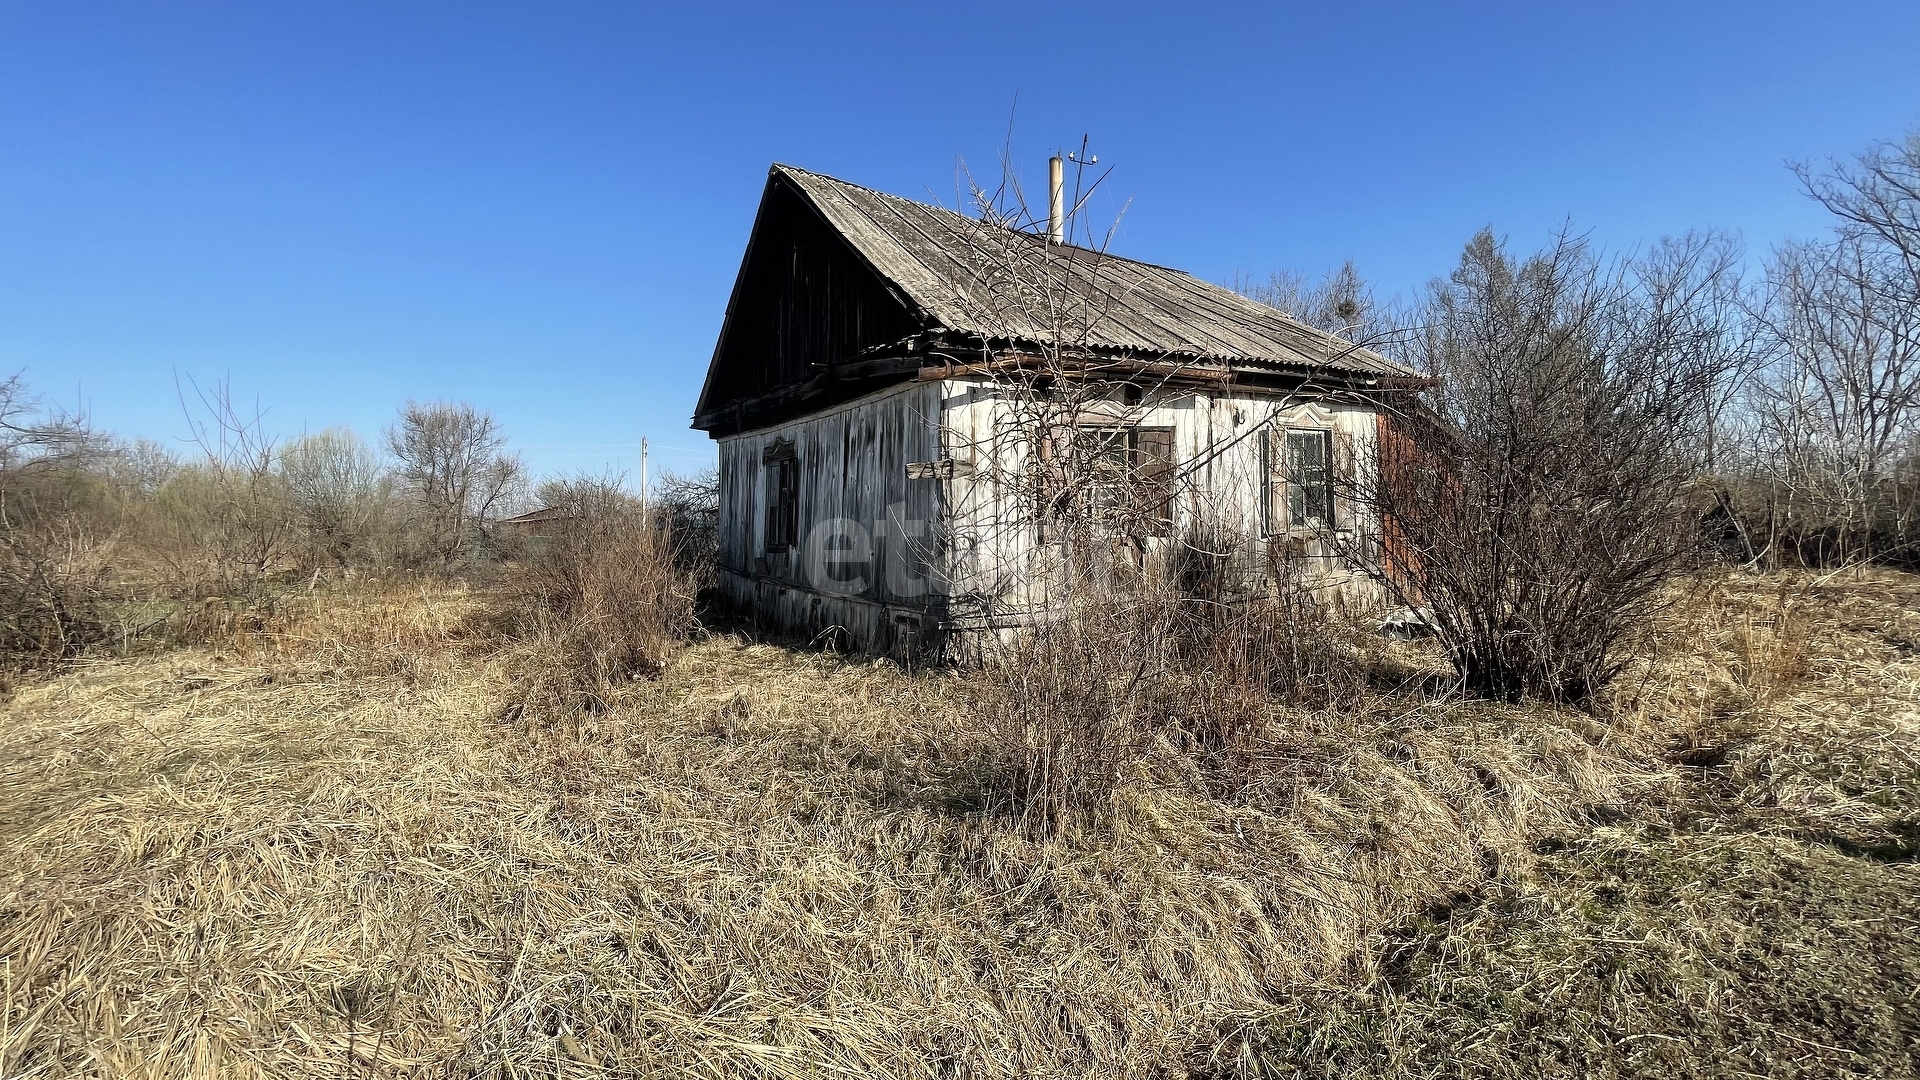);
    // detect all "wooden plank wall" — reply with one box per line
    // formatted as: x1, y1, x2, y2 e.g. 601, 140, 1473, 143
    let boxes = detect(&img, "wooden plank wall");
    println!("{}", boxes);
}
714, 377, 1389, 656
715, 380, 946, 655
699, 179, 922, 429
937, 377, 1386, 623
